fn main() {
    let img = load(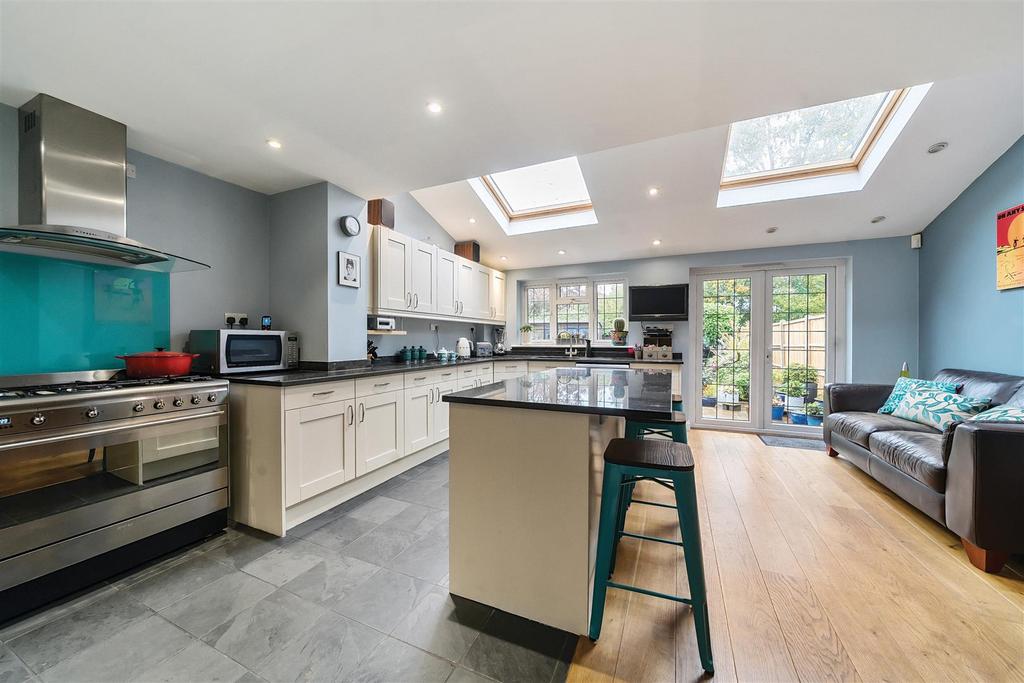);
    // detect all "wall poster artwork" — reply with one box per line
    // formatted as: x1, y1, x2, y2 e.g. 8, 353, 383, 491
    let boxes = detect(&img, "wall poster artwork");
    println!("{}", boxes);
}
996, 203, 1024, 291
